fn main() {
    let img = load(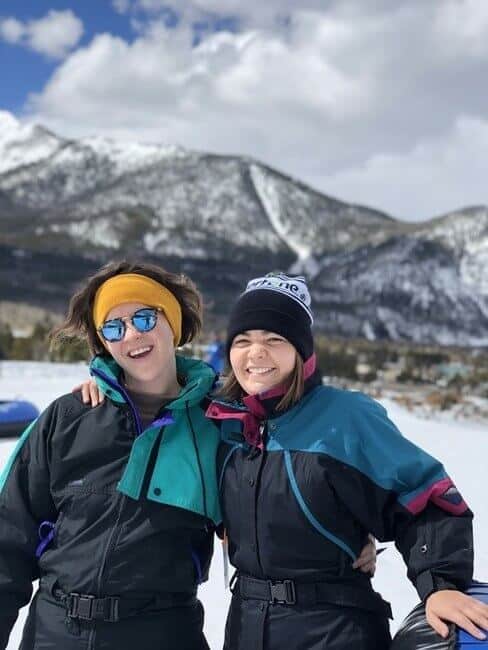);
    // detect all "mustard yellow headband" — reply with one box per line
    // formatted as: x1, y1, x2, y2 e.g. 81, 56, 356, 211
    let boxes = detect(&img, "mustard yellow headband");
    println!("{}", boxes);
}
93, 273, 182, 346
